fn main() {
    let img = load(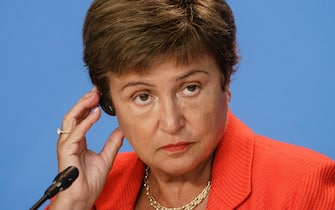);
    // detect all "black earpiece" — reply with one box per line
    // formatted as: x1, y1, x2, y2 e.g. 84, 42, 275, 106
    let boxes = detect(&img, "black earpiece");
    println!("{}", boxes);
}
99, 94, 116, 116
